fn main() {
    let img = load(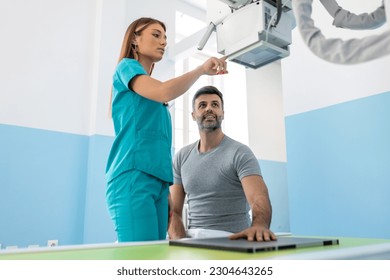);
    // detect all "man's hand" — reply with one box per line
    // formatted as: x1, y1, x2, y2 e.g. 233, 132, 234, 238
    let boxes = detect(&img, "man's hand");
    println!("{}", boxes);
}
229, 226, 277, 242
